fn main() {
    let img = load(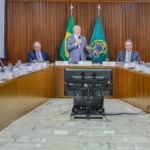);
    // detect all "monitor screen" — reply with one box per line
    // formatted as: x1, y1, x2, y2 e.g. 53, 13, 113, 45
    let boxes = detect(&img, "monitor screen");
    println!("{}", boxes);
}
64, 68, 113, 96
